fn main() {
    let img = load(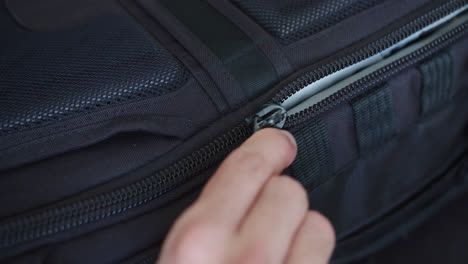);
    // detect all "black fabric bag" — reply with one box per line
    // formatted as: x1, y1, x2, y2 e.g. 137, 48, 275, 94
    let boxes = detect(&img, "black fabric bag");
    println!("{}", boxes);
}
1, 0, 468, 263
